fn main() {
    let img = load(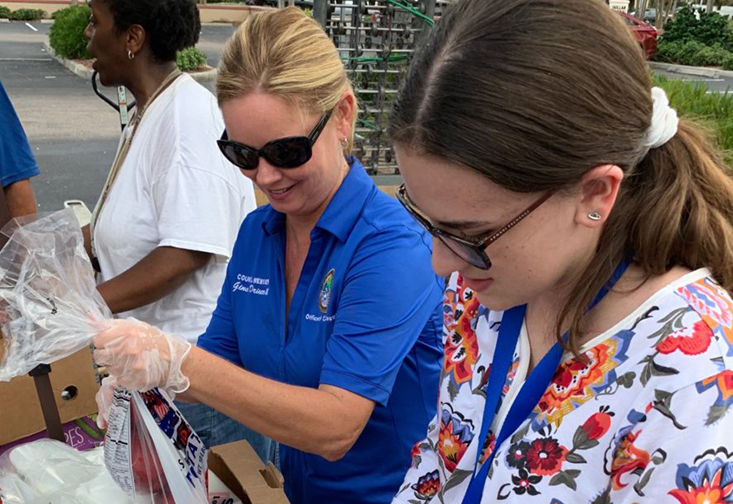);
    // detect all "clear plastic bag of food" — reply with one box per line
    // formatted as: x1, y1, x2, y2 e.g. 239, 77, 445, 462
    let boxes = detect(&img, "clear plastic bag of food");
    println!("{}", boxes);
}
0, 210, 208, 502
0, 209, 110, 381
